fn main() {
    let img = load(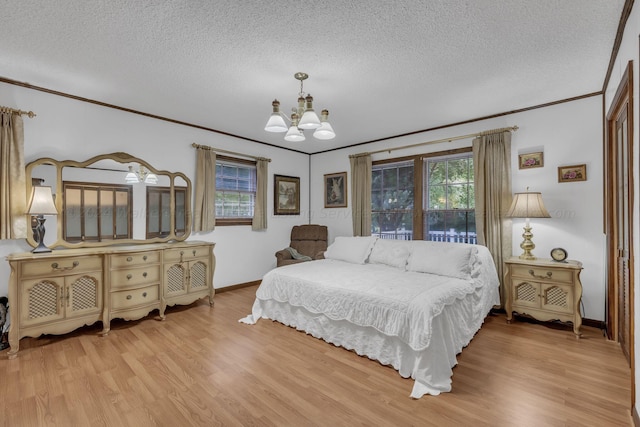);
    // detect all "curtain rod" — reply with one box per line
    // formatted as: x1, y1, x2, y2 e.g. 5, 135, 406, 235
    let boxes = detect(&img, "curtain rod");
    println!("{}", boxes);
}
191, 143, 271, 162
351, 125, 518, 158
0, 106, 36, 118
